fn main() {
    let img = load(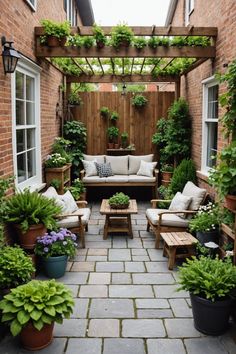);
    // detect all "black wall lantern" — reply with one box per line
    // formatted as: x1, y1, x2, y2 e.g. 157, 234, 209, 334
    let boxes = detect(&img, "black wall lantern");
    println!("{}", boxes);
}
1, 36, 20, 74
